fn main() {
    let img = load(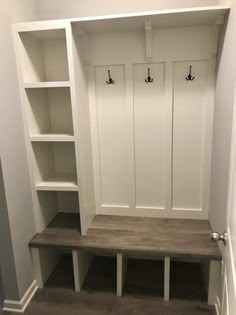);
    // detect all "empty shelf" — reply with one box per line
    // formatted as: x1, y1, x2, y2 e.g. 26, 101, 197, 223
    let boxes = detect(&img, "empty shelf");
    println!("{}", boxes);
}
24, 81, 70, 89
36, 174, 78, 191
30, 134, 74, 142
